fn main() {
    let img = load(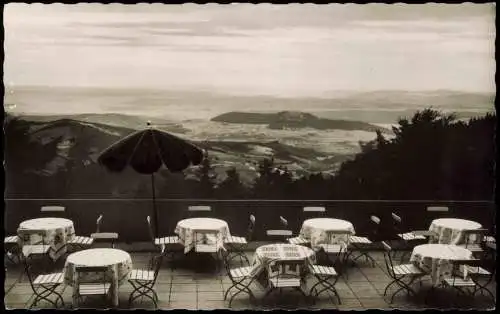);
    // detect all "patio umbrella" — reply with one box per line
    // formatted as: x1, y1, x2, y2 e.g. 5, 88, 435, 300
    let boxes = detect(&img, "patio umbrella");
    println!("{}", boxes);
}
97, 122, 204, 237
